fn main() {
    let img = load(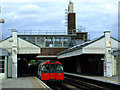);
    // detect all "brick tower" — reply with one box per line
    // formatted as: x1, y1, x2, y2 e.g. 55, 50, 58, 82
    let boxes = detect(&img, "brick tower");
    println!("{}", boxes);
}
68, 1, 76, 35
